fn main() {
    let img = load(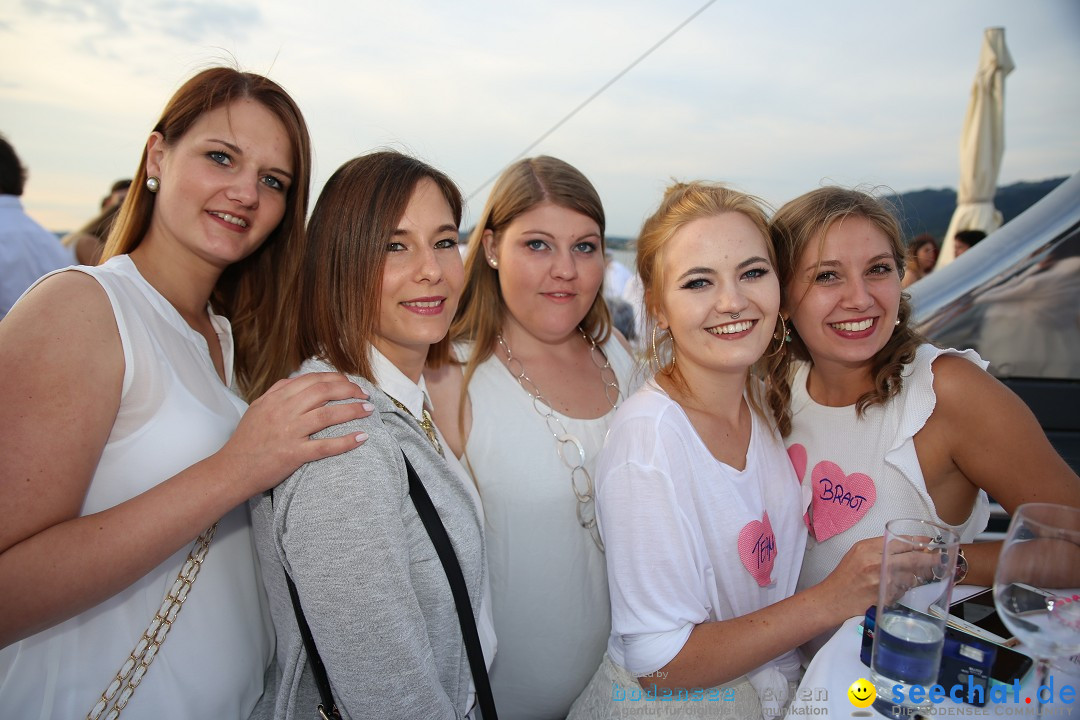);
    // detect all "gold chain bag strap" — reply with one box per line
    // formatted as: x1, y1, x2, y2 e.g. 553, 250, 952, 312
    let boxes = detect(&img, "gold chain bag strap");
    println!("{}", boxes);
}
87, 523, 218, 720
